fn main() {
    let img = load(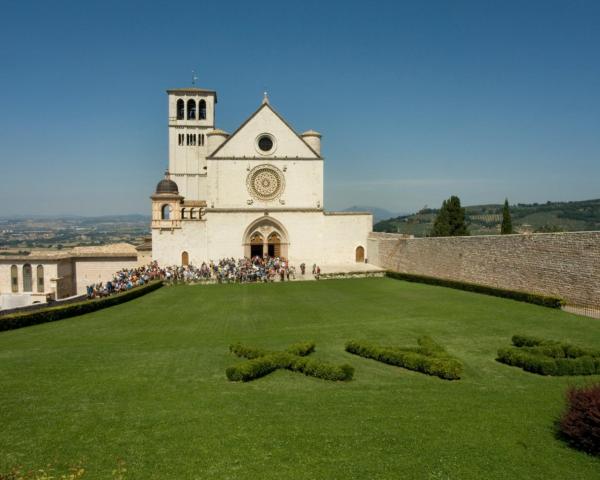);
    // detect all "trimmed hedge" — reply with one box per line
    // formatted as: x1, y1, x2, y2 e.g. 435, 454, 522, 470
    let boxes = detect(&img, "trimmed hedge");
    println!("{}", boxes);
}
226, 342, 353, 382
496, 335, 600, 376
229, 341, 315, 360
385, 271, 564, 308
345, 336, 463, 380
0, 281, 164, 332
